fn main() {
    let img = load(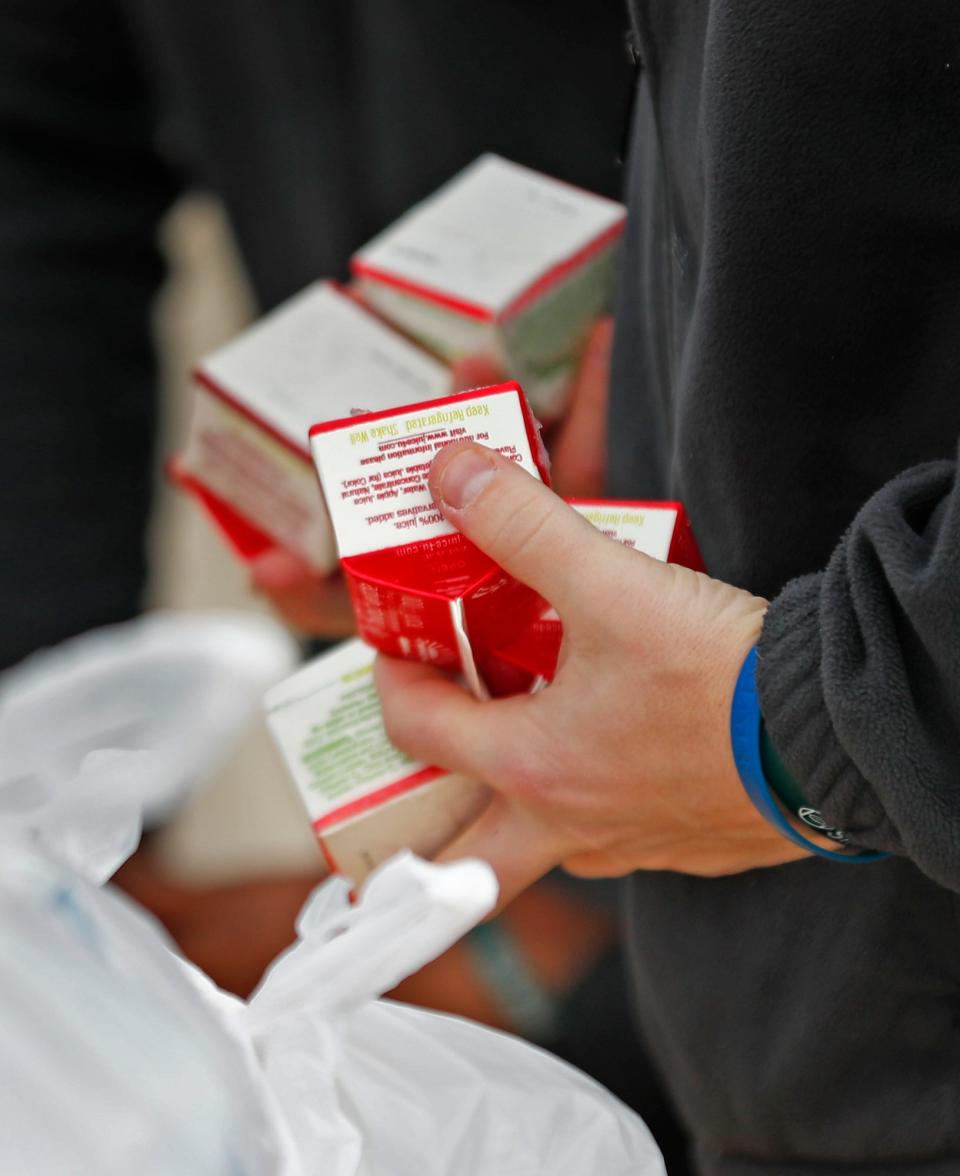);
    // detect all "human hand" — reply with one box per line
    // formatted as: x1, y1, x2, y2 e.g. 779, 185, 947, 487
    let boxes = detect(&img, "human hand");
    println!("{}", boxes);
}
451, 317, 613, 499
375, 442, 809, 908
250, 320, 612, 638
249, 548, 357, 638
